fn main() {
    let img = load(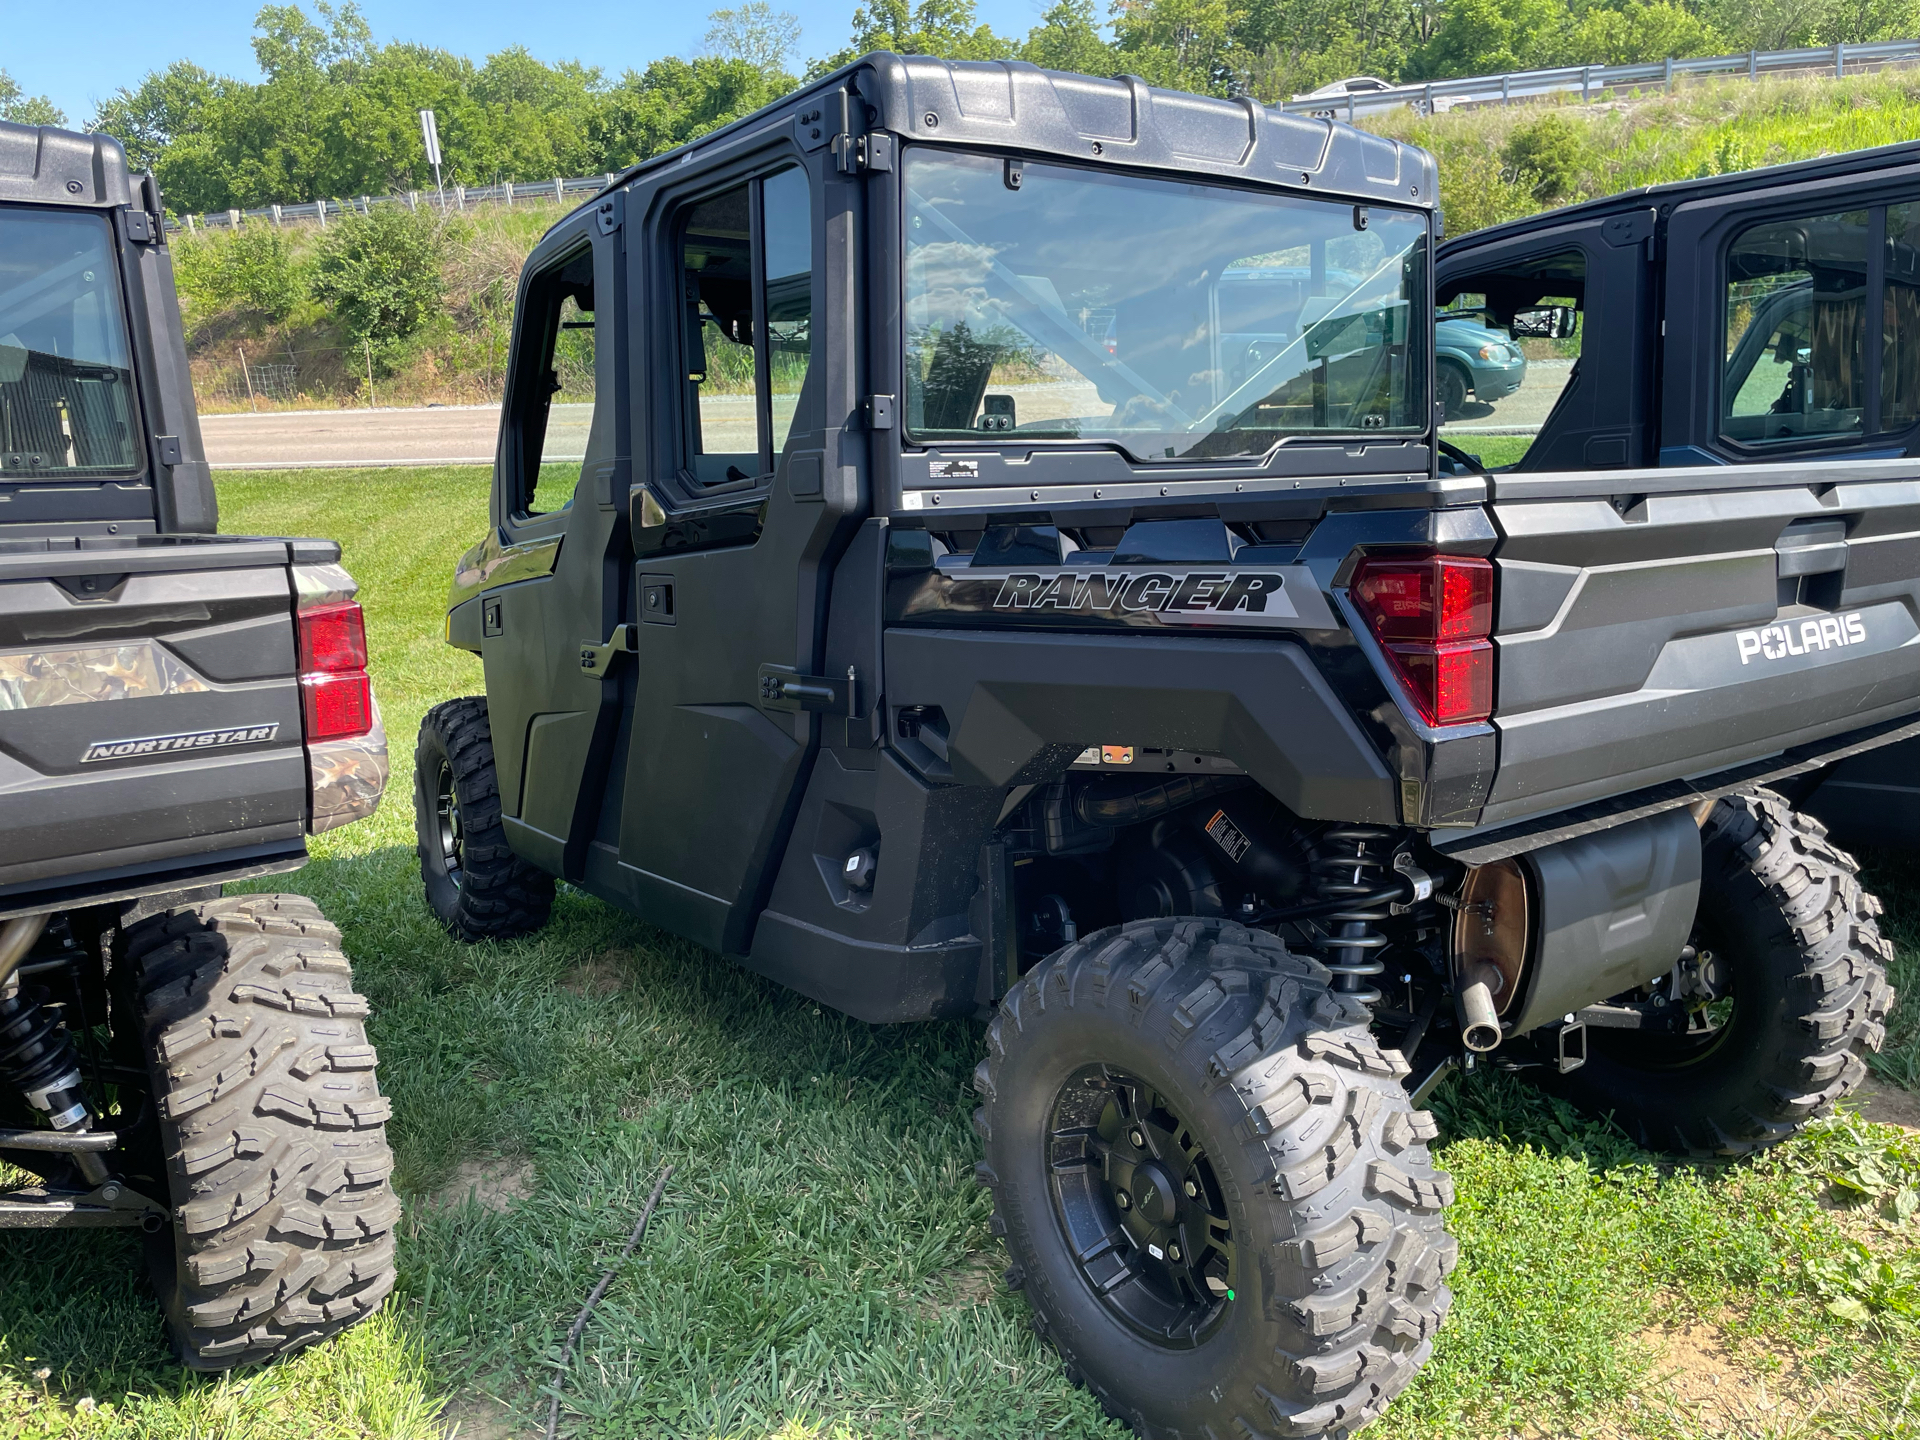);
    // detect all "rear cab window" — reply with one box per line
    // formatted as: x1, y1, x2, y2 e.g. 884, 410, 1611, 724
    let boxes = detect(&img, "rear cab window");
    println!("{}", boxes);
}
0, 209, 140, 479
